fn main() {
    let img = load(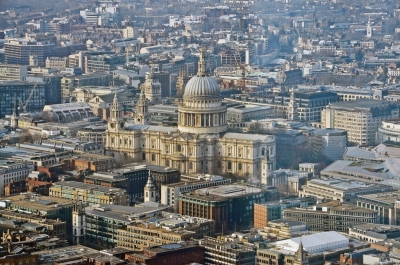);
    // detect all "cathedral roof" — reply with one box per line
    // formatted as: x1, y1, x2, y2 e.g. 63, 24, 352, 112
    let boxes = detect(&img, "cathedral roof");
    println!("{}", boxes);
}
183, 47, 220, 98
184, 76, 220, 98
